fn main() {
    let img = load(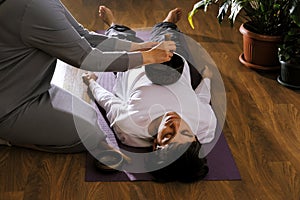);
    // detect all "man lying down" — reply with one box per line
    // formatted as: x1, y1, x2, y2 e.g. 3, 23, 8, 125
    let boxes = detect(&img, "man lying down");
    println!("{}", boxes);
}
82, 6, 217, 182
